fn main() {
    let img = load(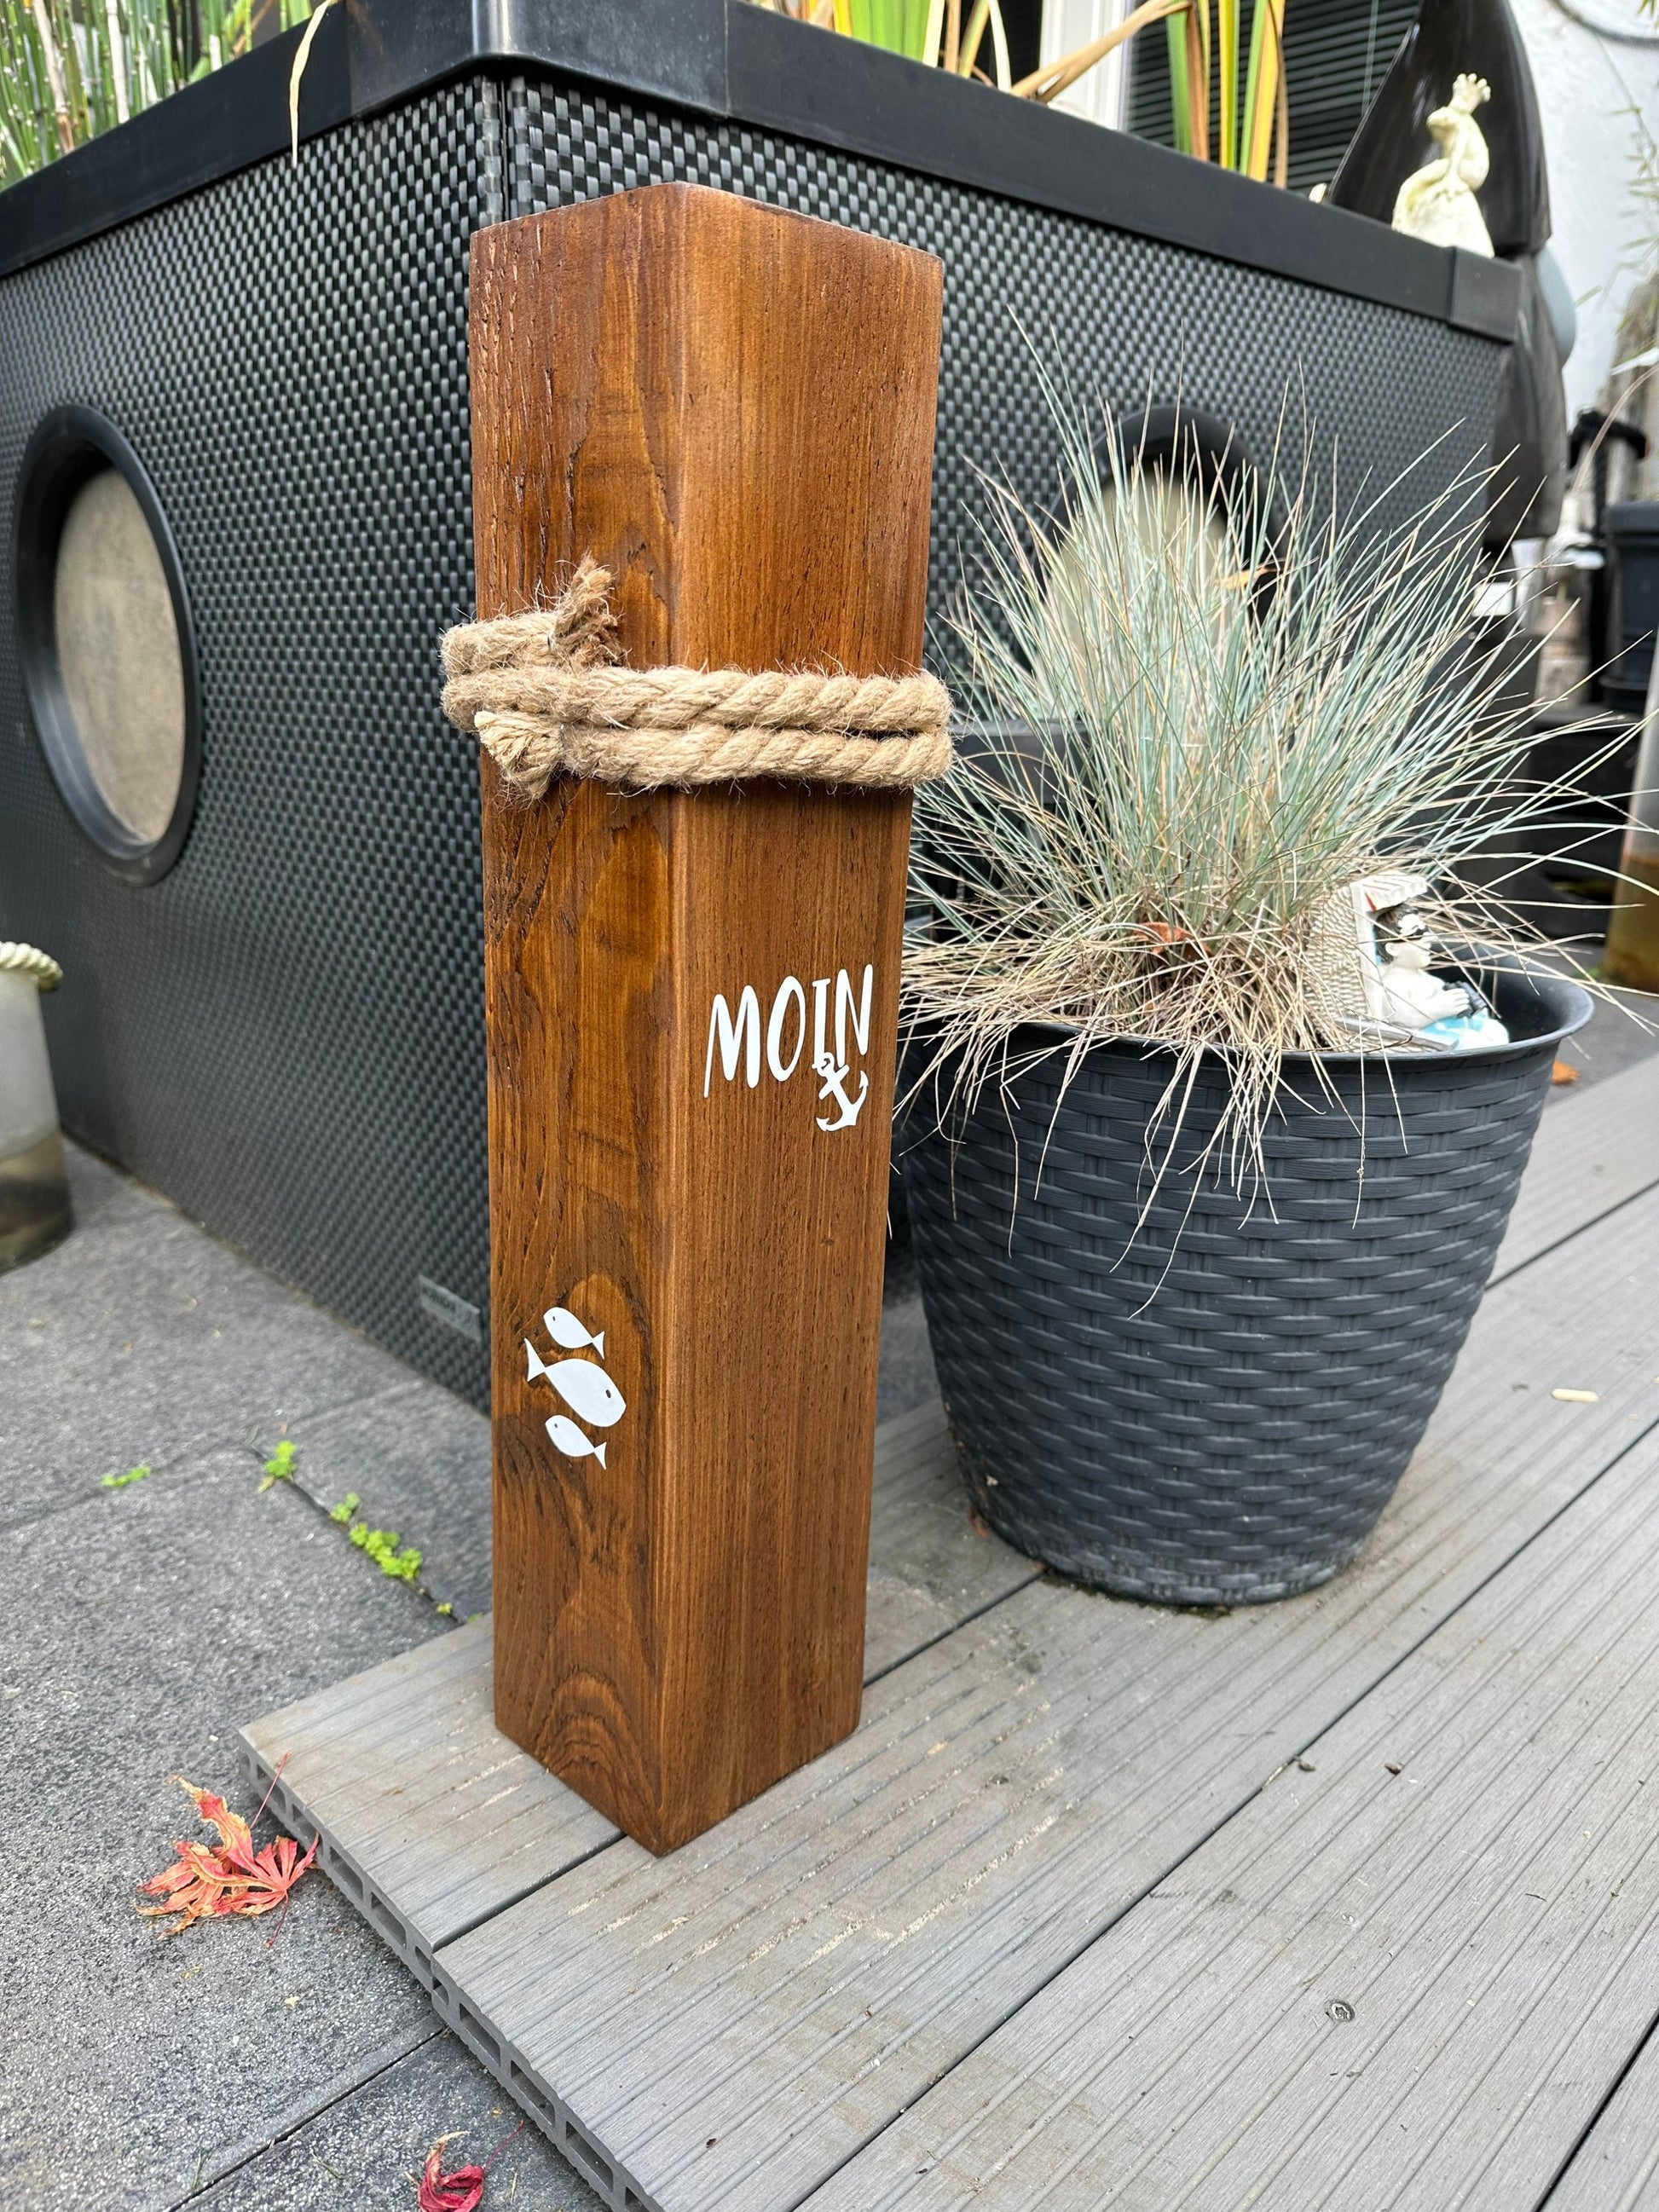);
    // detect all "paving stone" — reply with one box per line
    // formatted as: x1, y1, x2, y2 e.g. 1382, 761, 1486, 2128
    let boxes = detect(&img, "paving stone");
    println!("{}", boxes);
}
2, 1143, 416, 1536
0, 1450, 447, 2210
283, 1384, 493, 1623
189, 2029, 605, 2211
45, 1136, 155, 1230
